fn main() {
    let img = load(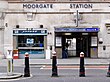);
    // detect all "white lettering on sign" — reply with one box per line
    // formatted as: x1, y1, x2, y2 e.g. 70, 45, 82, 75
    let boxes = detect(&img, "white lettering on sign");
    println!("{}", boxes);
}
23, 4, 53, 9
